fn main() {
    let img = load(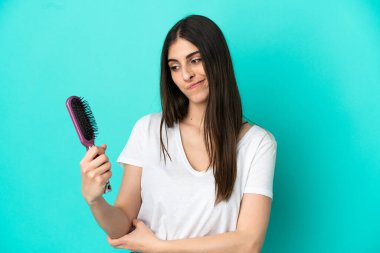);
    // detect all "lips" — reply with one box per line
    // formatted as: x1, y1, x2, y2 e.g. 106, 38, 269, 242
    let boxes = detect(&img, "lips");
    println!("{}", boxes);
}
188, 79, 205, 90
